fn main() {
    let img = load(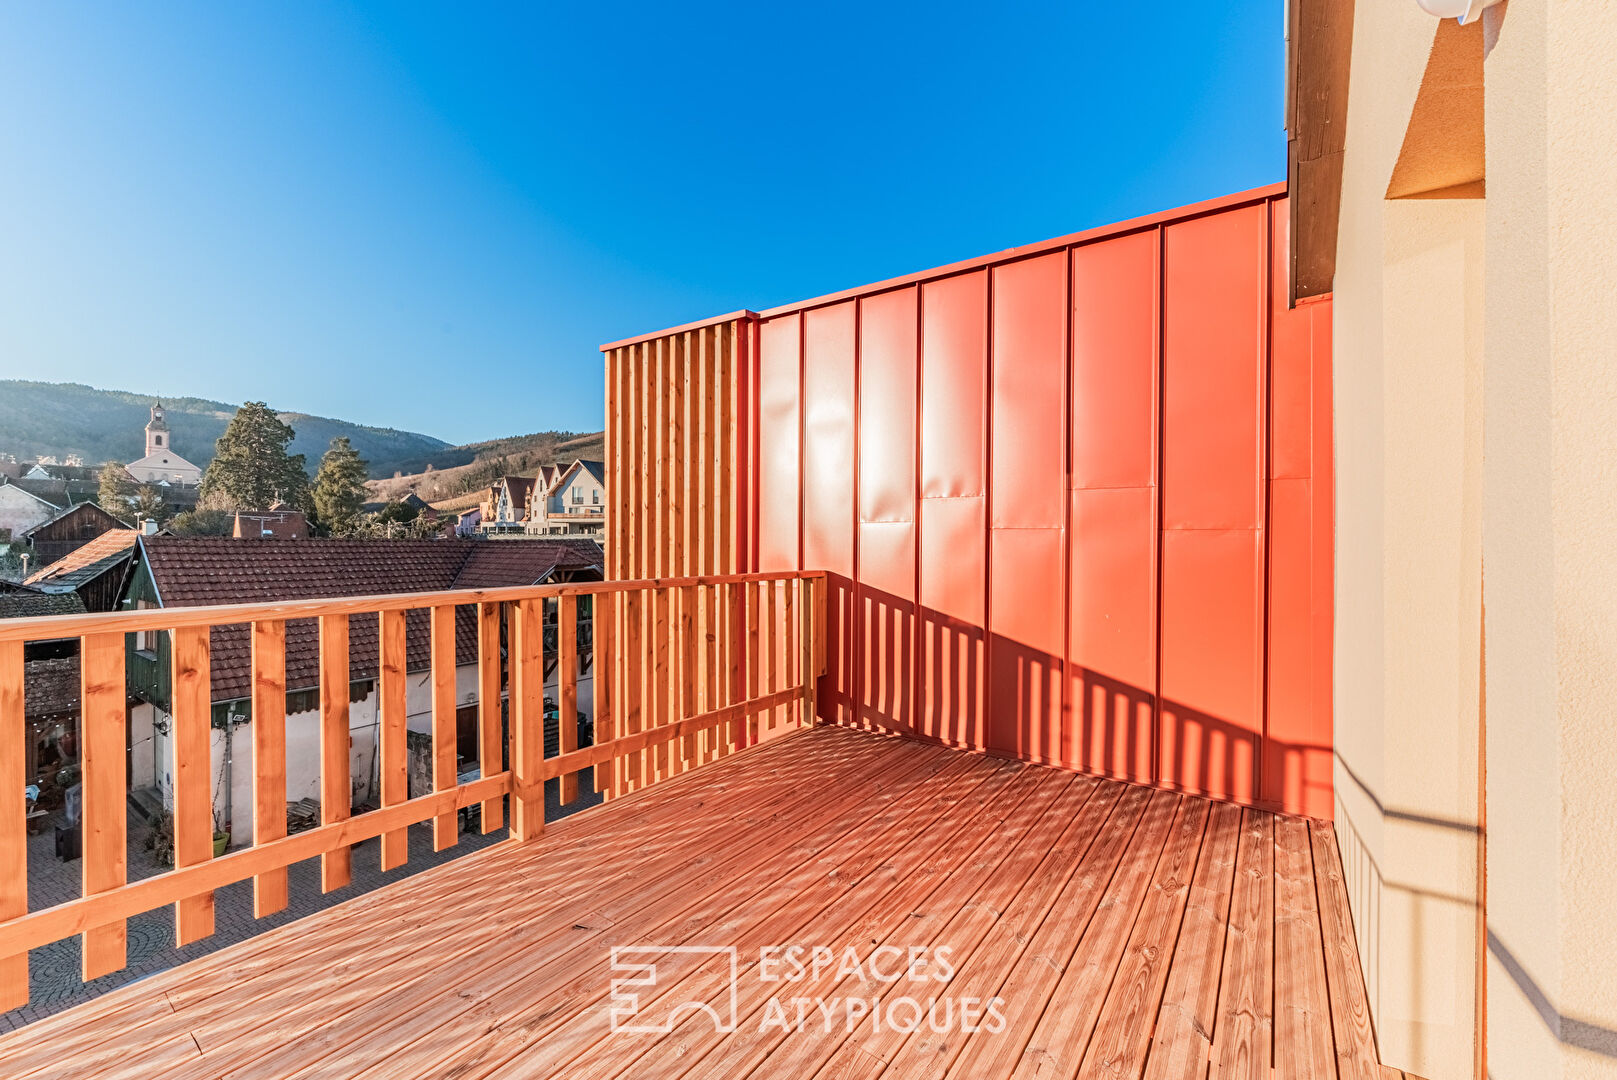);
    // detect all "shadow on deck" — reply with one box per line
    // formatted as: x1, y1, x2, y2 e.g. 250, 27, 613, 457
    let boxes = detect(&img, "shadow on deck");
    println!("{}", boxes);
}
0, 725, 1408, 1080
